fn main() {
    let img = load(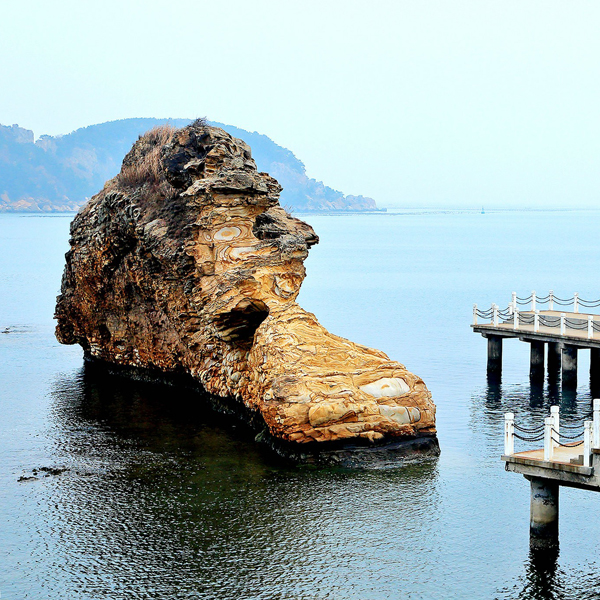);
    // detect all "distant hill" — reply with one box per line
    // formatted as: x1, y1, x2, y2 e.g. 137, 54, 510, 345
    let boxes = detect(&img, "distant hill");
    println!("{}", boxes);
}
0, 118, 378, 212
